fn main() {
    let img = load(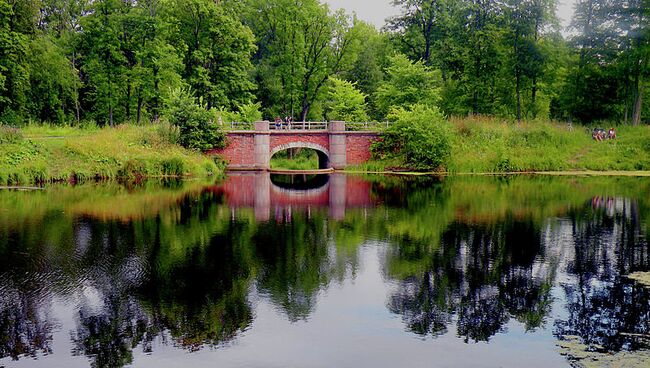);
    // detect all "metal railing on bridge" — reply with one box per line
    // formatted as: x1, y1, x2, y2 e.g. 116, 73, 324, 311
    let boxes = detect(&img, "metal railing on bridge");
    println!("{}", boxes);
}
225, 121, 390, 131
